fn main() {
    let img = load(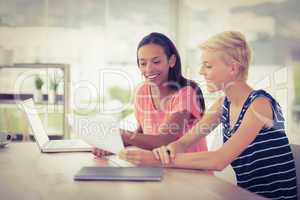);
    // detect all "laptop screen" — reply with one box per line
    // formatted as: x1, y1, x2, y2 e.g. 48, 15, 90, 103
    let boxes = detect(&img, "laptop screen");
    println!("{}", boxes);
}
21, 99, 49, 147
